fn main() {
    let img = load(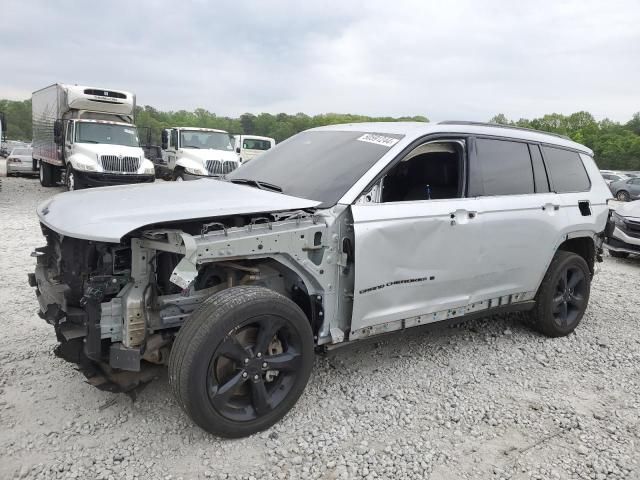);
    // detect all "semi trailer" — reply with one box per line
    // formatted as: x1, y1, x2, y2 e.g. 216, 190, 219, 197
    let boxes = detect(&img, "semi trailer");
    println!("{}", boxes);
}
32, 84, 155, 190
